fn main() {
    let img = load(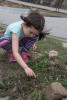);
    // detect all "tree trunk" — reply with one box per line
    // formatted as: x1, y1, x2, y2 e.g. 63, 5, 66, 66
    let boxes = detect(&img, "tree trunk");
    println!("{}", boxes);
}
62, 0, 67, 9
